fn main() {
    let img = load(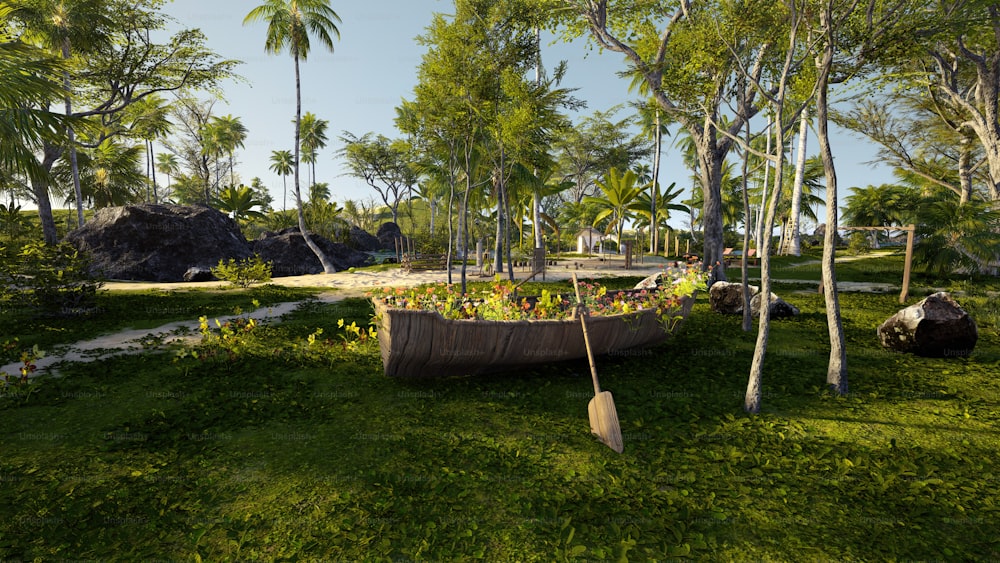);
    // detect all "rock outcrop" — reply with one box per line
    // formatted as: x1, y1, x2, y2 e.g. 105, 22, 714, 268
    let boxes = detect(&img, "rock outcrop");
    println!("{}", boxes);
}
65, 204, 251, 282
253, 228, 374, 276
